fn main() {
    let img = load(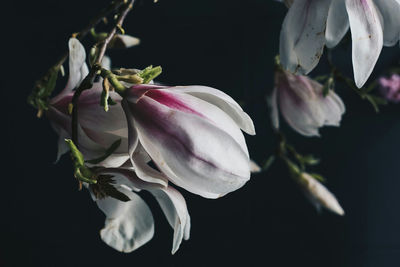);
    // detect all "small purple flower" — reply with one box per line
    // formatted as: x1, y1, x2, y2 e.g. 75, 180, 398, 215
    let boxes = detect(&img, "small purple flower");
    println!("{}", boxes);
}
379, 74, 400, 103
